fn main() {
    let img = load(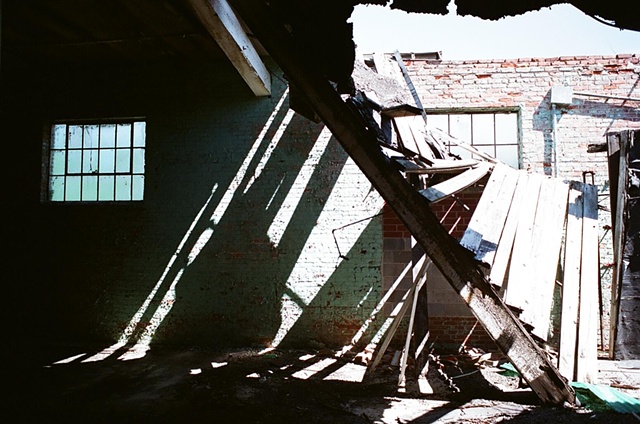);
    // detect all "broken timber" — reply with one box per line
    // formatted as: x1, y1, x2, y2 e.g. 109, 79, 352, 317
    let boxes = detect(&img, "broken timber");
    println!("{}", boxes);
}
231, 0, 574, 405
